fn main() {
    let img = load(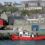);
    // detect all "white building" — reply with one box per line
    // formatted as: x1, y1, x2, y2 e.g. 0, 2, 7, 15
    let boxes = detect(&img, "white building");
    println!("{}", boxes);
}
21, 0, 45, 10
40, 1, 45, 7
4, 2, 12, 6
15, 3, 25, 10
1, 12, 8, 21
